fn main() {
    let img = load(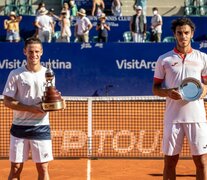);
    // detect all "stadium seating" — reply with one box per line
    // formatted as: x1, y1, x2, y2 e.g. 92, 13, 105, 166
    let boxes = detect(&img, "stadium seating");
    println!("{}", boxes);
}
162, 36, 175, 43
52, 31, 61, 42
123, 31, 132, 42
145, 31, 151, 42
184, 0, 195, 6
17, 0, 33, 15
4, 0, 18, 15
184, 6, 200, 15
199, 1, 207, 16
199, 5, 207, 15
162, 36, 194, 43
4, 0, 33, 15
184, 0, 207, 16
